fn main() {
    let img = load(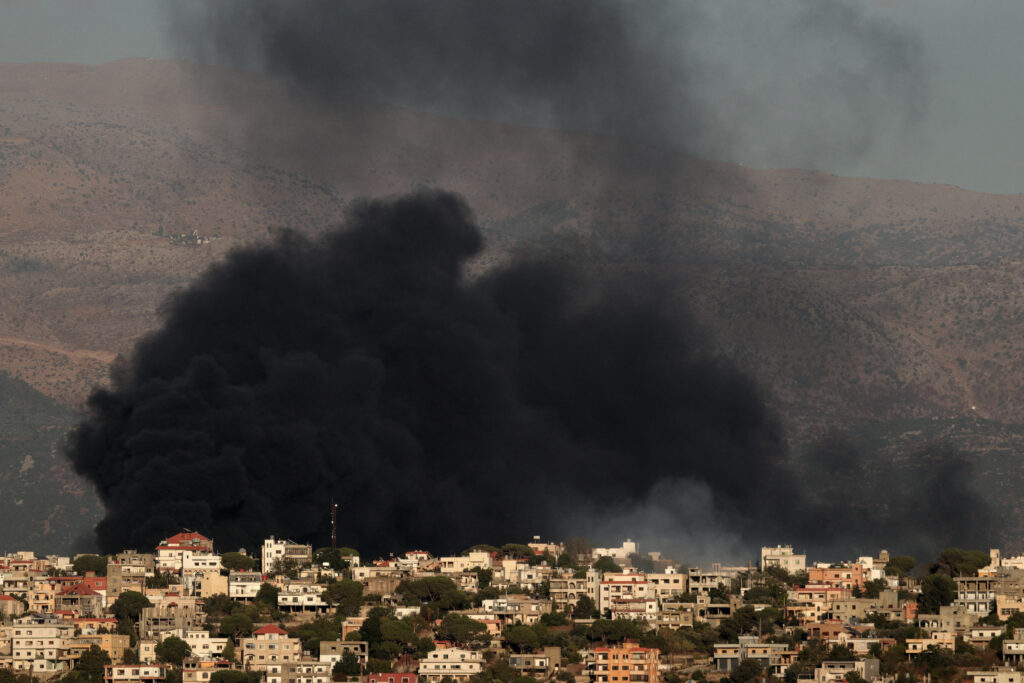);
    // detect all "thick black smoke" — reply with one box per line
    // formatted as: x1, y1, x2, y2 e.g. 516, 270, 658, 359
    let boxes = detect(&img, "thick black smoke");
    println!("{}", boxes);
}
165, 0, 926, 172
70, 191, 786, 555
